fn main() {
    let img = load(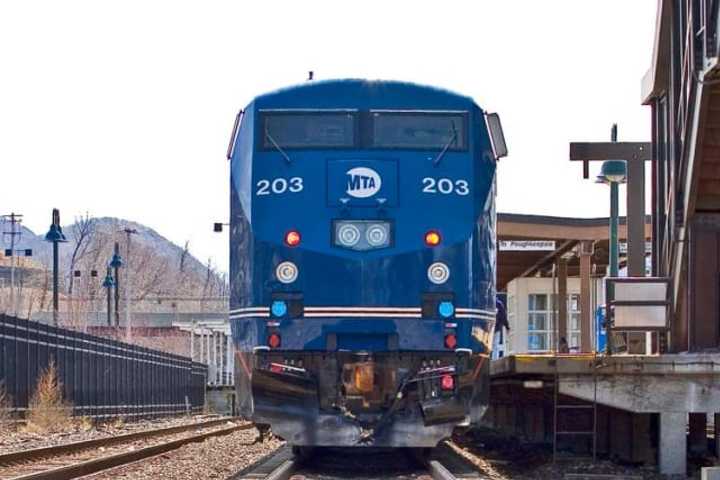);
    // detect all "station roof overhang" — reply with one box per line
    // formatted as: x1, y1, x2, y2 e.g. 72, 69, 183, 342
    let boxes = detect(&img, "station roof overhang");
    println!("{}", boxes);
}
641, 0, 671, 104
497, 213, 652, 291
